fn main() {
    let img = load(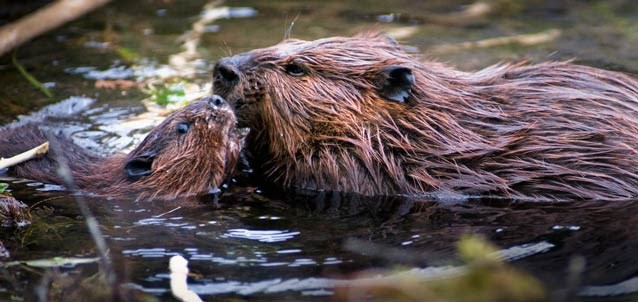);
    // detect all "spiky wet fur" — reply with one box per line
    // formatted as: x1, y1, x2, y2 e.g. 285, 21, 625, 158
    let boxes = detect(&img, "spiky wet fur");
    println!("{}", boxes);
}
0, 101, 244, 200
215, 33, 638, 201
